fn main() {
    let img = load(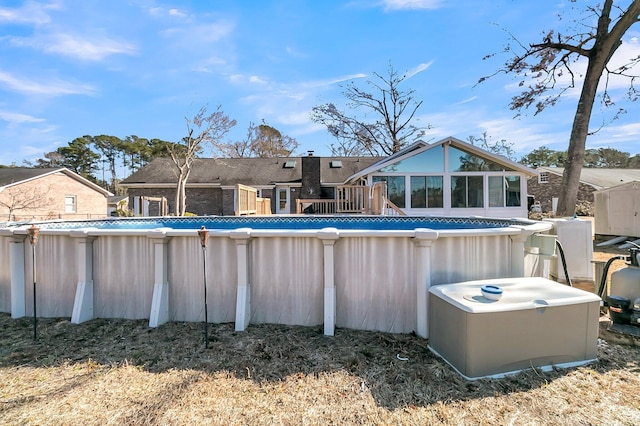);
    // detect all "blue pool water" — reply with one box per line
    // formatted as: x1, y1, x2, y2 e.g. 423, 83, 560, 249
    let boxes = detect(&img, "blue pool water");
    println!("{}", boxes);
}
35, 216, 527, 231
